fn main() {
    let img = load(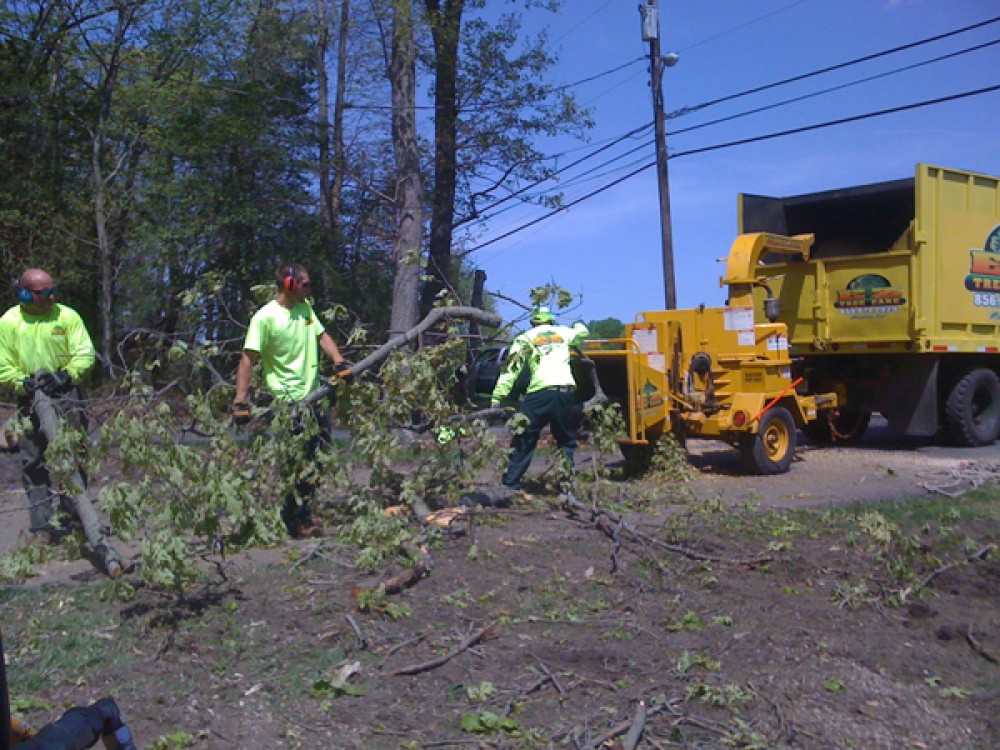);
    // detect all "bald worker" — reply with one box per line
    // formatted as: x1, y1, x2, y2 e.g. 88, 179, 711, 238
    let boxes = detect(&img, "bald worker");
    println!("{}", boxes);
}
0, 269, 96, 542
